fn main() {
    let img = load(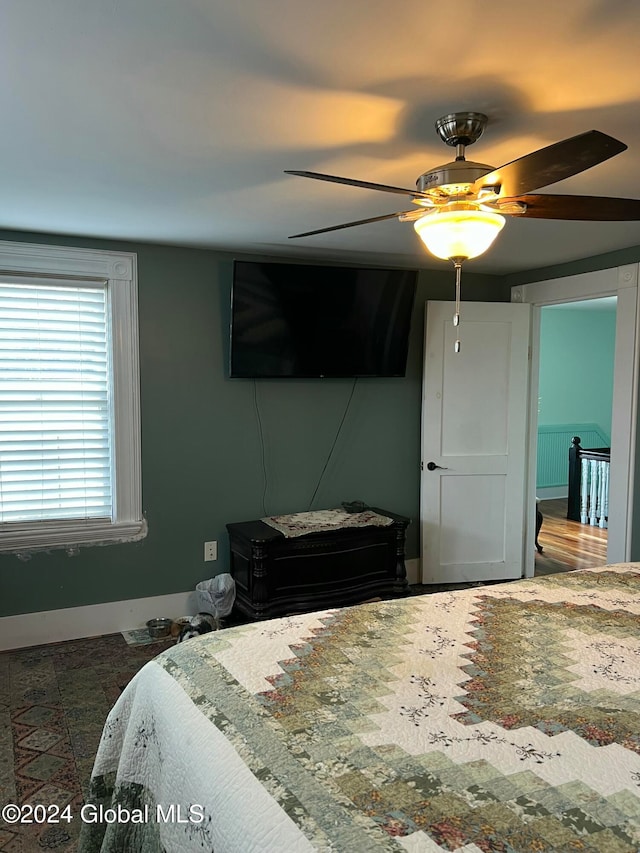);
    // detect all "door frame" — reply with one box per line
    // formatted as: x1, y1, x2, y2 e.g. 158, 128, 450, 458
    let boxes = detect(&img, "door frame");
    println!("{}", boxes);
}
511, 263, 640, 576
